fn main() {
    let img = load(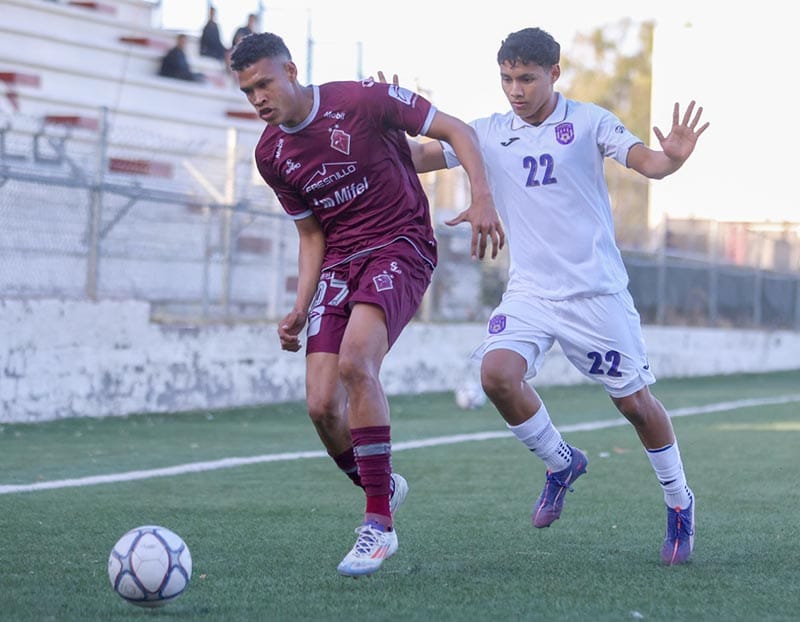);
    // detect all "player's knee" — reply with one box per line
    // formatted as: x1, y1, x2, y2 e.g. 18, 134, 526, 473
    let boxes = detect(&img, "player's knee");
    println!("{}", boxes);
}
480, 365, 516, 401
337, 353, 376, 389
612, 389, 660, 427
306, 393, 340, 426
